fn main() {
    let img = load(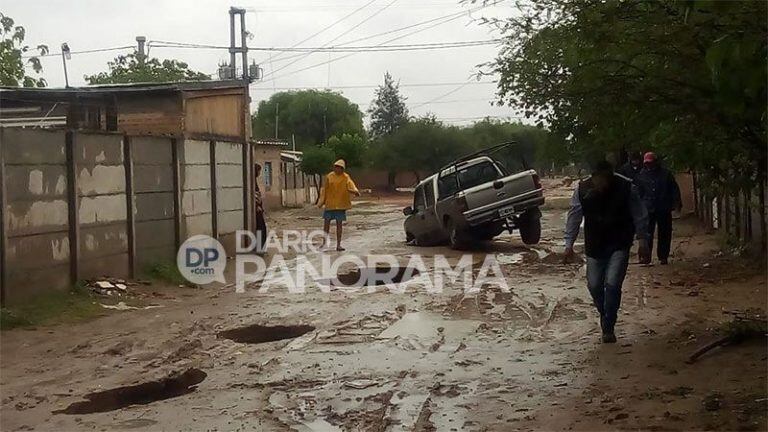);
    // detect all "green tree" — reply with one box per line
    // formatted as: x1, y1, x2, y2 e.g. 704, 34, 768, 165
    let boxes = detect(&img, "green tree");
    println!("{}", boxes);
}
84, 53, 210, 84
484, 0, 766, 233
374, 118, 471, 179
252, 90, 364, 149
368, 72, 409, 140
300, 146, 336, 202
460, 119, 560, 171
0, 13, 48, 87
327, 133, 367, 168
